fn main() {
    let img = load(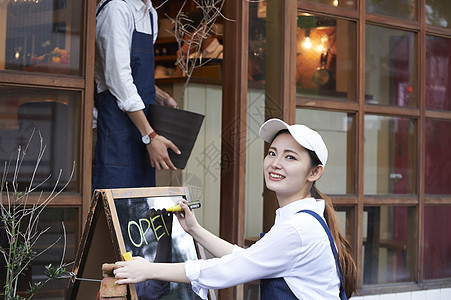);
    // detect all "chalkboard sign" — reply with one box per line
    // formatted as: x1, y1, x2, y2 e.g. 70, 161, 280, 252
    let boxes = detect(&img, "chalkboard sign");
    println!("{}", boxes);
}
68, 187, 214, 300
